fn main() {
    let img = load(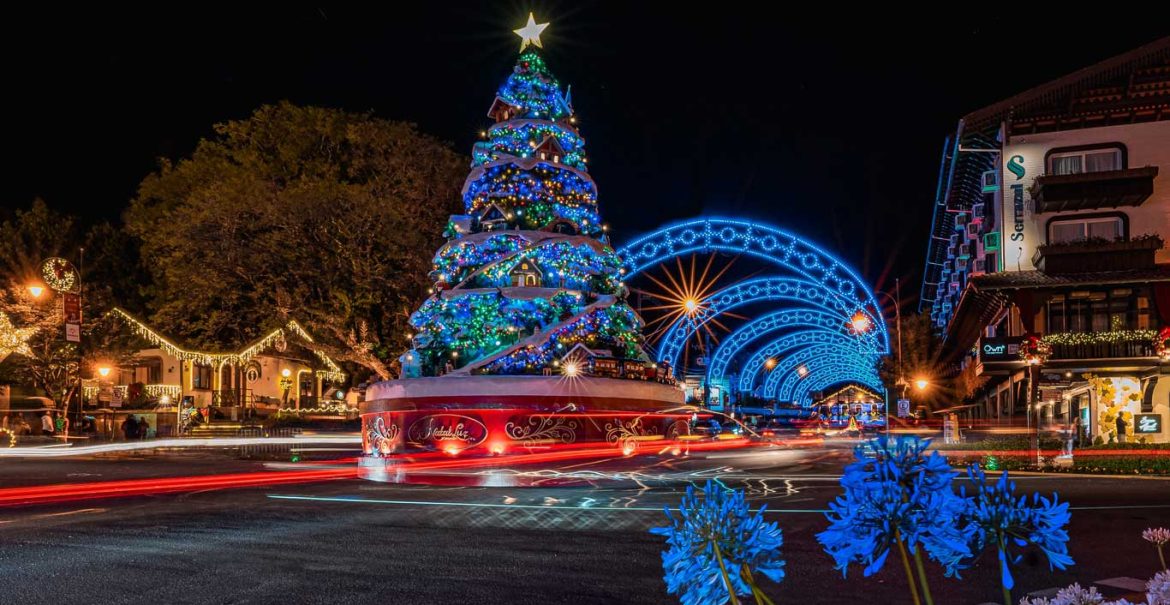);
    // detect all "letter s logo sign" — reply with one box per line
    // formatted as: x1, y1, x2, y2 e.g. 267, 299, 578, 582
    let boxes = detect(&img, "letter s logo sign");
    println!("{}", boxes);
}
1007, 155, 1026, 181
